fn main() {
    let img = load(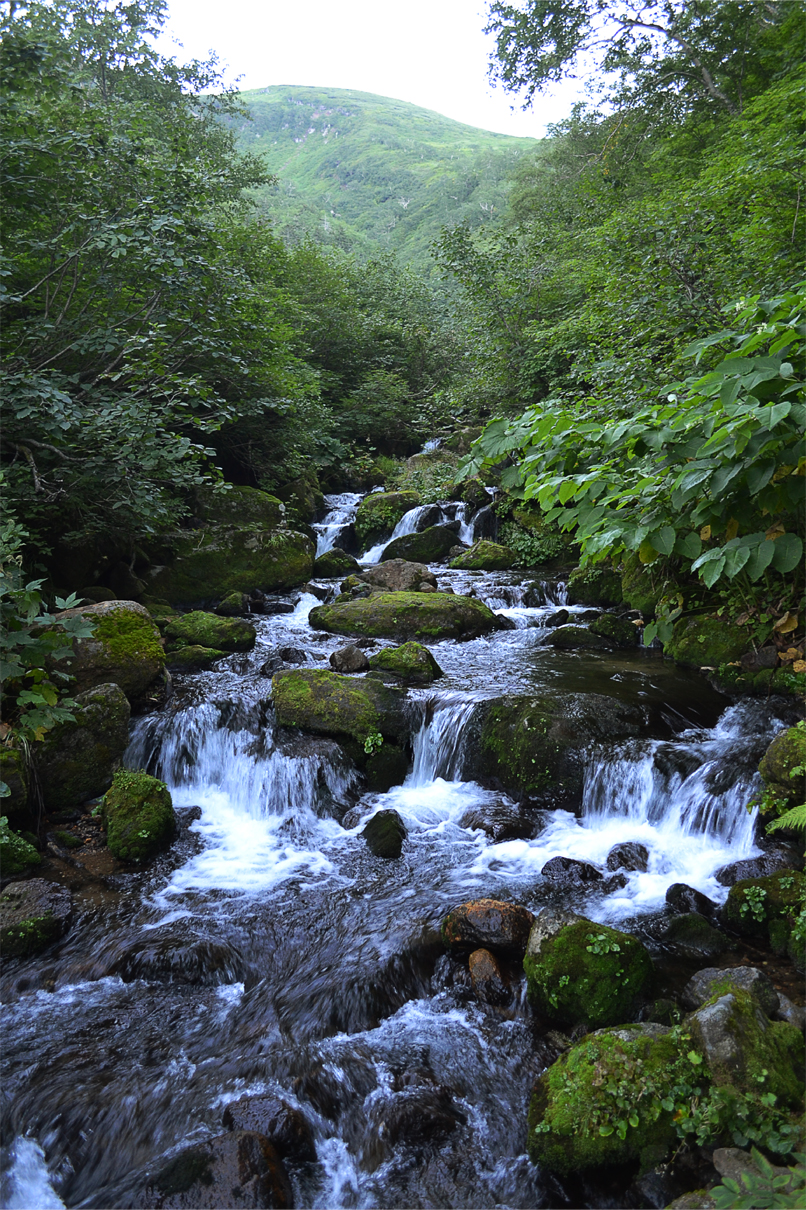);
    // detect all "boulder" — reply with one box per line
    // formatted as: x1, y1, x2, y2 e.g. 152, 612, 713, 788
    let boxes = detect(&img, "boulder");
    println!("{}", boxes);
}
523, 909, 654, 1027
368, 642, 443, 683
461, 478, 490, 511
362, 808, 407, 859
271, 669, 408, 745
309, 591, 500, 642
449, 540, 516, 571
0, 816, 40, 878
355, 490, 421, 548
543, 625, 613, 651
54, 599, 164, 700
682, 966, 780, 1017
541, 855, 603, 884
759, 724, 806, 806
665, 883, 719, 918
166, 645, 226, 673
0, 878, 73, 957
720, 869, 805, 962
468, 947, 512, 1006
313, 548, 360, 578
715, 848, 801, 886
458, 802, 538, 843
145, 1130, 291, 1209
665, 616, 752, 668
358, 559, 437, 593
216, 591, 249, 617
103, 768, 176, 863
0, 748, 29, 825
362, 743, 410, 793
195, 484, 285, 528
329, 644, 370, 674
36, 683, 130, 810
567, 566, 623, 608
277, 646, 308, 664
275, 469, 324, 525
658, 913, 731, 959
544, 608, 570, 628
589, 613, 640, 647
382, 525, 457, 564
442, 899, 534, 958
222, 1096, 316, 1164
164, 611, 256, 654
365, 1084, 465, 1158
606, 842, 649, 873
